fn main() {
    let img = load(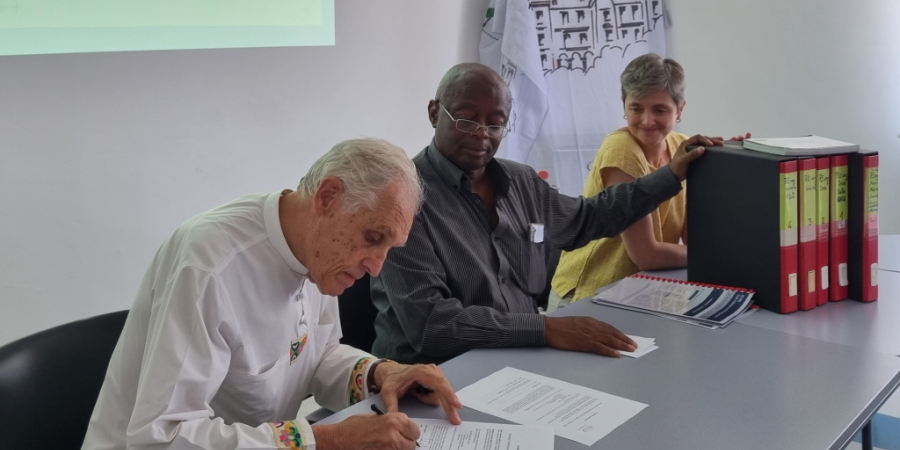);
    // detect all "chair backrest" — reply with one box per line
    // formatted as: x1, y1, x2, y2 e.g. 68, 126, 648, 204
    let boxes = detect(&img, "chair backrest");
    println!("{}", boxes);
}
337, 274, 377, 353
0, 310, 128, 450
